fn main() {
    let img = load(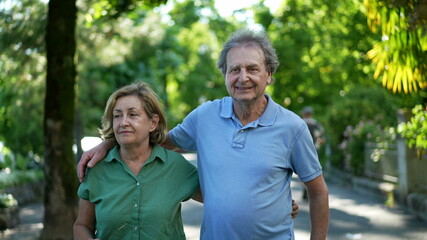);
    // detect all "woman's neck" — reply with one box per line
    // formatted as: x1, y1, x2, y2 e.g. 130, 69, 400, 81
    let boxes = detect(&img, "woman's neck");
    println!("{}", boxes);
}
119, 144, 152, 175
